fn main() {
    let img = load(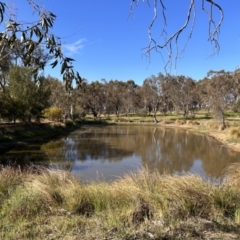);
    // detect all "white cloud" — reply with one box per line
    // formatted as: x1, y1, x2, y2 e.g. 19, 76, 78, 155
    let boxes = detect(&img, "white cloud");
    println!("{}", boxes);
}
63, 38, 87, 55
